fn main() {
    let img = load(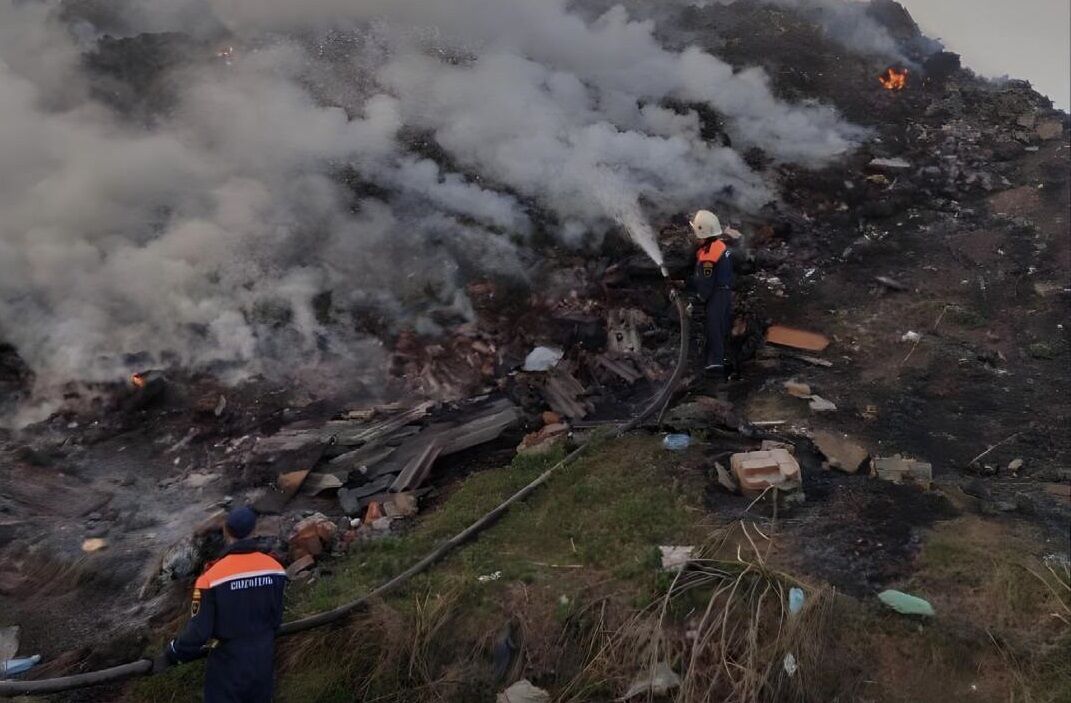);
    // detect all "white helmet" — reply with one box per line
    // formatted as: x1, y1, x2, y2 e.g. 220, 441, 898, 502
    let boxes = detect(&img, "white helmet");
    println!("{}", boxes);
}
689, 210, 723, 239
